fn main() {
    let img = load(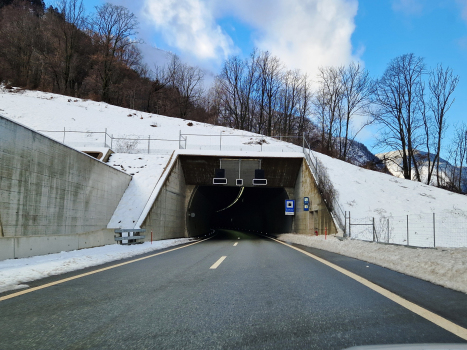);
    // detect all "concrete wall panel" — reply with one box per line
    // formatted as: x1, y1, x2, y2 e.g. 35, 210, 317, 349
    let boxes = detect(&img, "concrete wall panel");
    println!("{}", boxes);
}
0, 116, 131, 260
142, 159, 187, 240
293, 159, 337, 235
